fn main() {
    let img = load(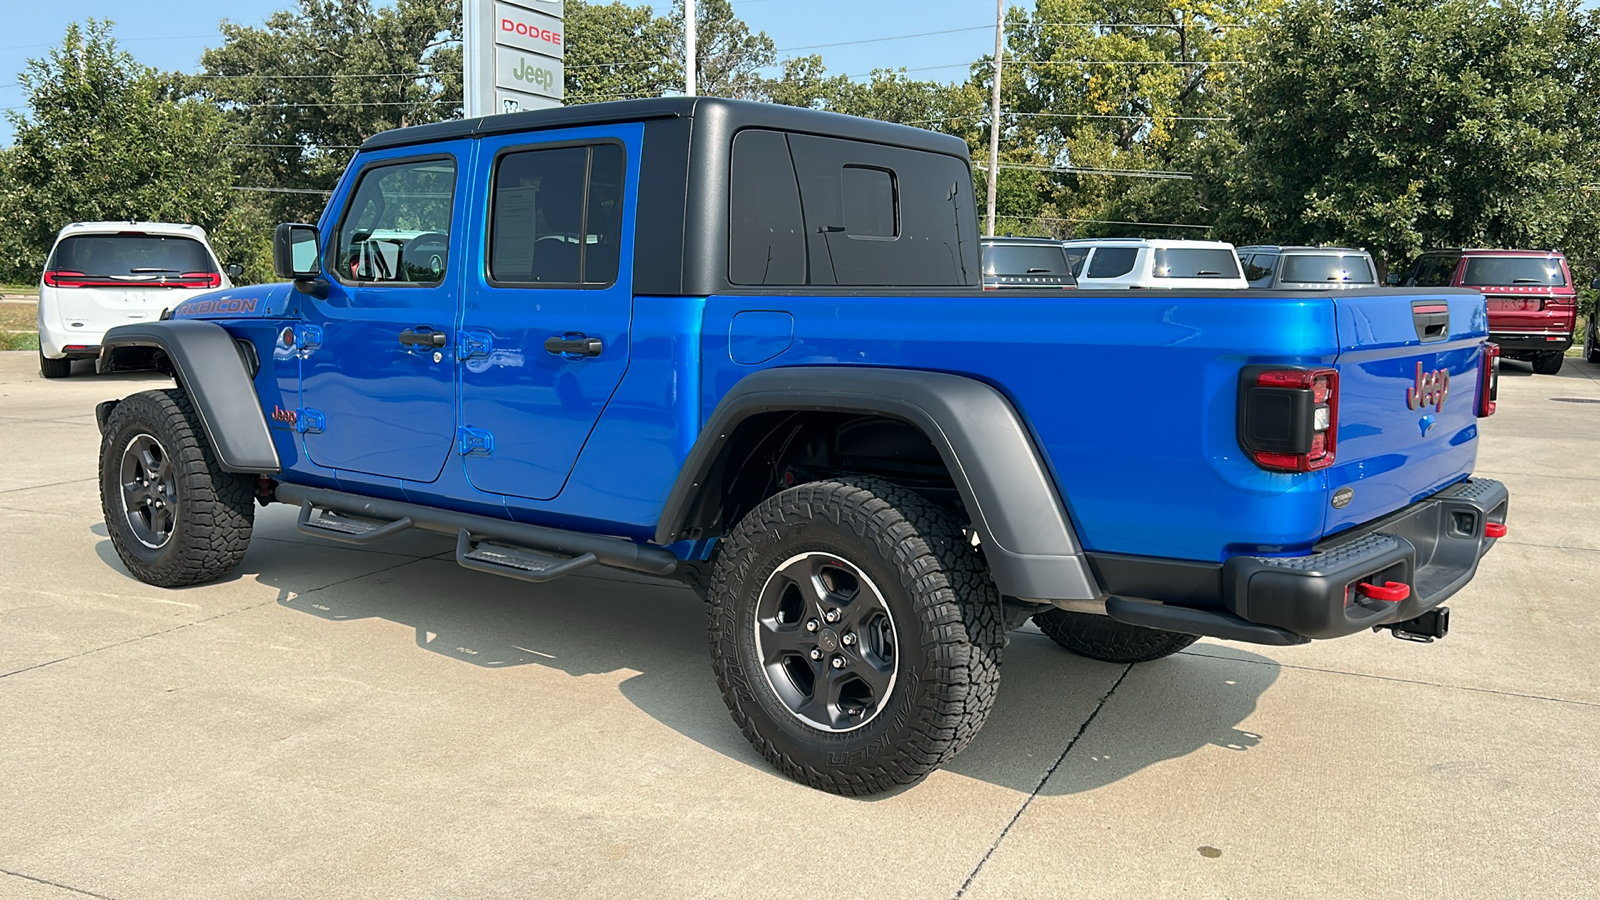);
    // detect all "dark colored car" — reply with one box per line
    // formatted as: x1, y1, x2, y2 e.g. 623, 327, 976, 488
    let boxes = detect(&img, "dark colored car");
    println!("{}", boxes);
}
1395, 249, 1575, 374
980, 236, 1077, 290
1583, 277, 1600, 364
1237, 245, 1378, 290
